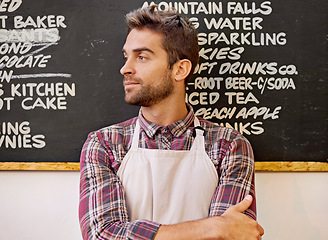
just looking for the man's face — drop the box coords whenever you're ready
[120,28,174,107]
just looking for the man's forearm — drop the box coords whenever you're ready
[154,217,224,240]
[154,196,264,240]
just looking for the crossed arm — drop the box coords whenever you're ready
[155,195,264,240]
[79,132,264,240]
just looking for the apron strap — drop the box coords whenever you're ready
[130,120,141,150]
[191,117,206,152]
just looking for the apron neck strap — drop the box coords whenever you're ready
[131,120,141,149]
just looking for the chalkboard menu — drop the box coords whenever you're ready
[0,0,327,164]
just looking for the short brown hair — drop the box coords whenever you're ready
[125,5,199,83]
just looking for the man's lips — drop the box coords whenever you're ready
[124,80,140,90]
[124,81,139,86]
[124,77,141,87]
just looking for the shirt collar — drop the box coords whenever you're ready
[138,104,195,138]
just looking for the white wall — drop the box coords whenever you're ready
[256,172,328,240]
[0,171,327,240]
[0,171,81,240]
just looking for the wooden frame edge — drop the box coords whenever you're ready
[0,161,327,171]
[255,161,328,172]
[0,162,80,171]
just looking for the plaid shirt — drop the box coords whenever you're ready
[79,105,256,240]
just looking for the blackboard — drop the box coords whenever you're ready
[0,0,327,169]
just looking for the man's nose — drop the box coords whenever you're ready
[120,59,135,76]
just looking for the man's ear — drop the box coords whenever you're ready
[173,59,192,83]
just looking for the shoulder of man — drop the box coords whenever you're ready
[86,116,138,143]
[198,117,248,144]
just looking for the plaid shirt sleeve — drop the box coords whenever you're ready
[79,131,160,240]
[208,130,256,220]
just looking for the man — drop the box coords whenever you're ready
[79,5,264,240]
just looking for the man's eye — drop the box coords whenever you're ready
[138,55,146,60]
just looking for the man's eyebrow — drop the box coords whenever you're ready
[122,47,155,55]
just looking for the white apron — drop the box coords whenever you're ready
[117,117,218,224]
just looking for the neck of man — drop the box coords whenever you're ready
[140,94,188,127]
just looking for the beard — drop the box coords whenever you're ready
[123,70,174,107]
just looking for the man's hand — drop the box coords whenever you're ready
[155,195,264,240]
[211,195,265,240]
